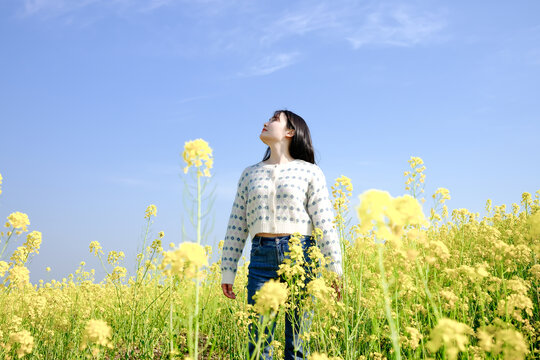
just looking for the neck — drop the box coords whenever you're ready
[263,140,294,164]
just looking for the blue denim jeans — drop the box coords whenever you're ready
[246,234,317,360]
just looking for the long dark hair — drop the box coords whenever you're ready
[262,110,316,165]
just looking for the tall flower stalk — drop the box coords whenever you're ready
[356,188,428,360]
[180,138,213,359]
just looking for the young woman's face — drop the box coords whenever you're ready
[260,112,294,144]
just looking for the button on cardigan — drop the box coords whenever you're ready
[220,158,343,285]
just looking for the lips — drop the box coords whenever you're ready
[262,128,267,132]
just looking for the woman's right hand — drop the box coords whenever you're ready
[222,283,236,299]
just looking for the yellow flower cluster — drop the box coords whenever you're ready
[307,277,336,314]
[23,231,42,255]
[331,175,353,228]
[253,279,288,315]
[6,212,30,233]
[182,138,213,177]
[404,156,426,204]
[107,250,125,265]
[527,210,540,238]
[80,319,113,353]
[277,232,307,284]
[6,265,30,289]
[308,352,343,360]
[144,204,157,219]
[160,242,208,278]
[404,326,423,350]
[355,189,427,246]
[426,318,474,360]
[89,241,103,257]
[5,329,34,359]
[107,266,127,283]
[476,324,529,359]
[0,261,9,277]
[433,187,451,202]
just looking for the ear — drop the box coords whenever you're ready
[286,129,295,138]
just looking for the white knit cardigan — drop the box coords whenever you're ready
[220,158,343,284]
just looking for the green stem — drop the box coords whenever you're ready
[169,276,174,359]
[194,171,201,360]
[0,230,15,259]
[377,244,401,360]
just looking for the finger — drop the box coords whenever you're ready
[223,284,236,299]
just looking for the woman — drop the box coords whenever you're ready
[220,110,343,360]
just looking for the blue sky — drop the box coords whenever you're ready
[1,0,539,283]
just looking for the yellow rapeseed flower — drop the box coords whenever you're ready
[145,204,157,219]
[45,266,51,272]
[107,251,125,265]
[160,242,208,278]
[10,246,29,266]
[89,241,103,257]
[7,212,30,232]
[527,211,540,238]
[6,329,34,358]
[476,325,529,359]
[0,172,3,196]
[0,261,9,277]
[308,353,343,360]
[23,231,42,254]
[355,189,427,245]
[7,265,30,289]
[182,138,213,177]
[405,327,423,350]
[80,319,113,351]
[253,279,288,315]
[426,318,474,360]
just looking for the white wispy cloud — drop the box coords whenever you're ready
[20,0,173,17]
[238,52,301,77]
[345,5,447,48]
[257,1,446,49]
[259,3,343,45]
[22,0,99,17]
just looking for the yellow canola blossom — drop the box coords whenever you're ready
[6,265,30,289]
[5,329,34,359]
[7,212,30,232]
[0,172,3,196]
[107,251,125,265]
[10,247,29,266]
[309,352,343,360]
[182,138,213,177]
[145,204,157,219]
[89,241,103,257]
[253,279,288,315]
[80,319,113,351]
[476,325,529,360]
[0,261,9,277]
[160,242,208,278]
[426,318,474,360]
[527,211,540,238]
[355,189,427,246]
[404,327,423,350]
[24,231,42,254]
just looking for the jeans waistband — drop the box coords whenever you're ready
[252,234,313,246]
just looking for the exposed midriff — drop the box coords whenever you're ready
[254,233,291,237]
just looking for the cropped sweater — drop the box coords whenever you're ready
[220,158,343,284]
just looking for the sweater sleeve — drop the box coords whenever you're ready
[220,168,250,284]
[306,166,343,276]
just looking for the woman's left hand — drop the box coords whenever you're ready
[331,277,342,302]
